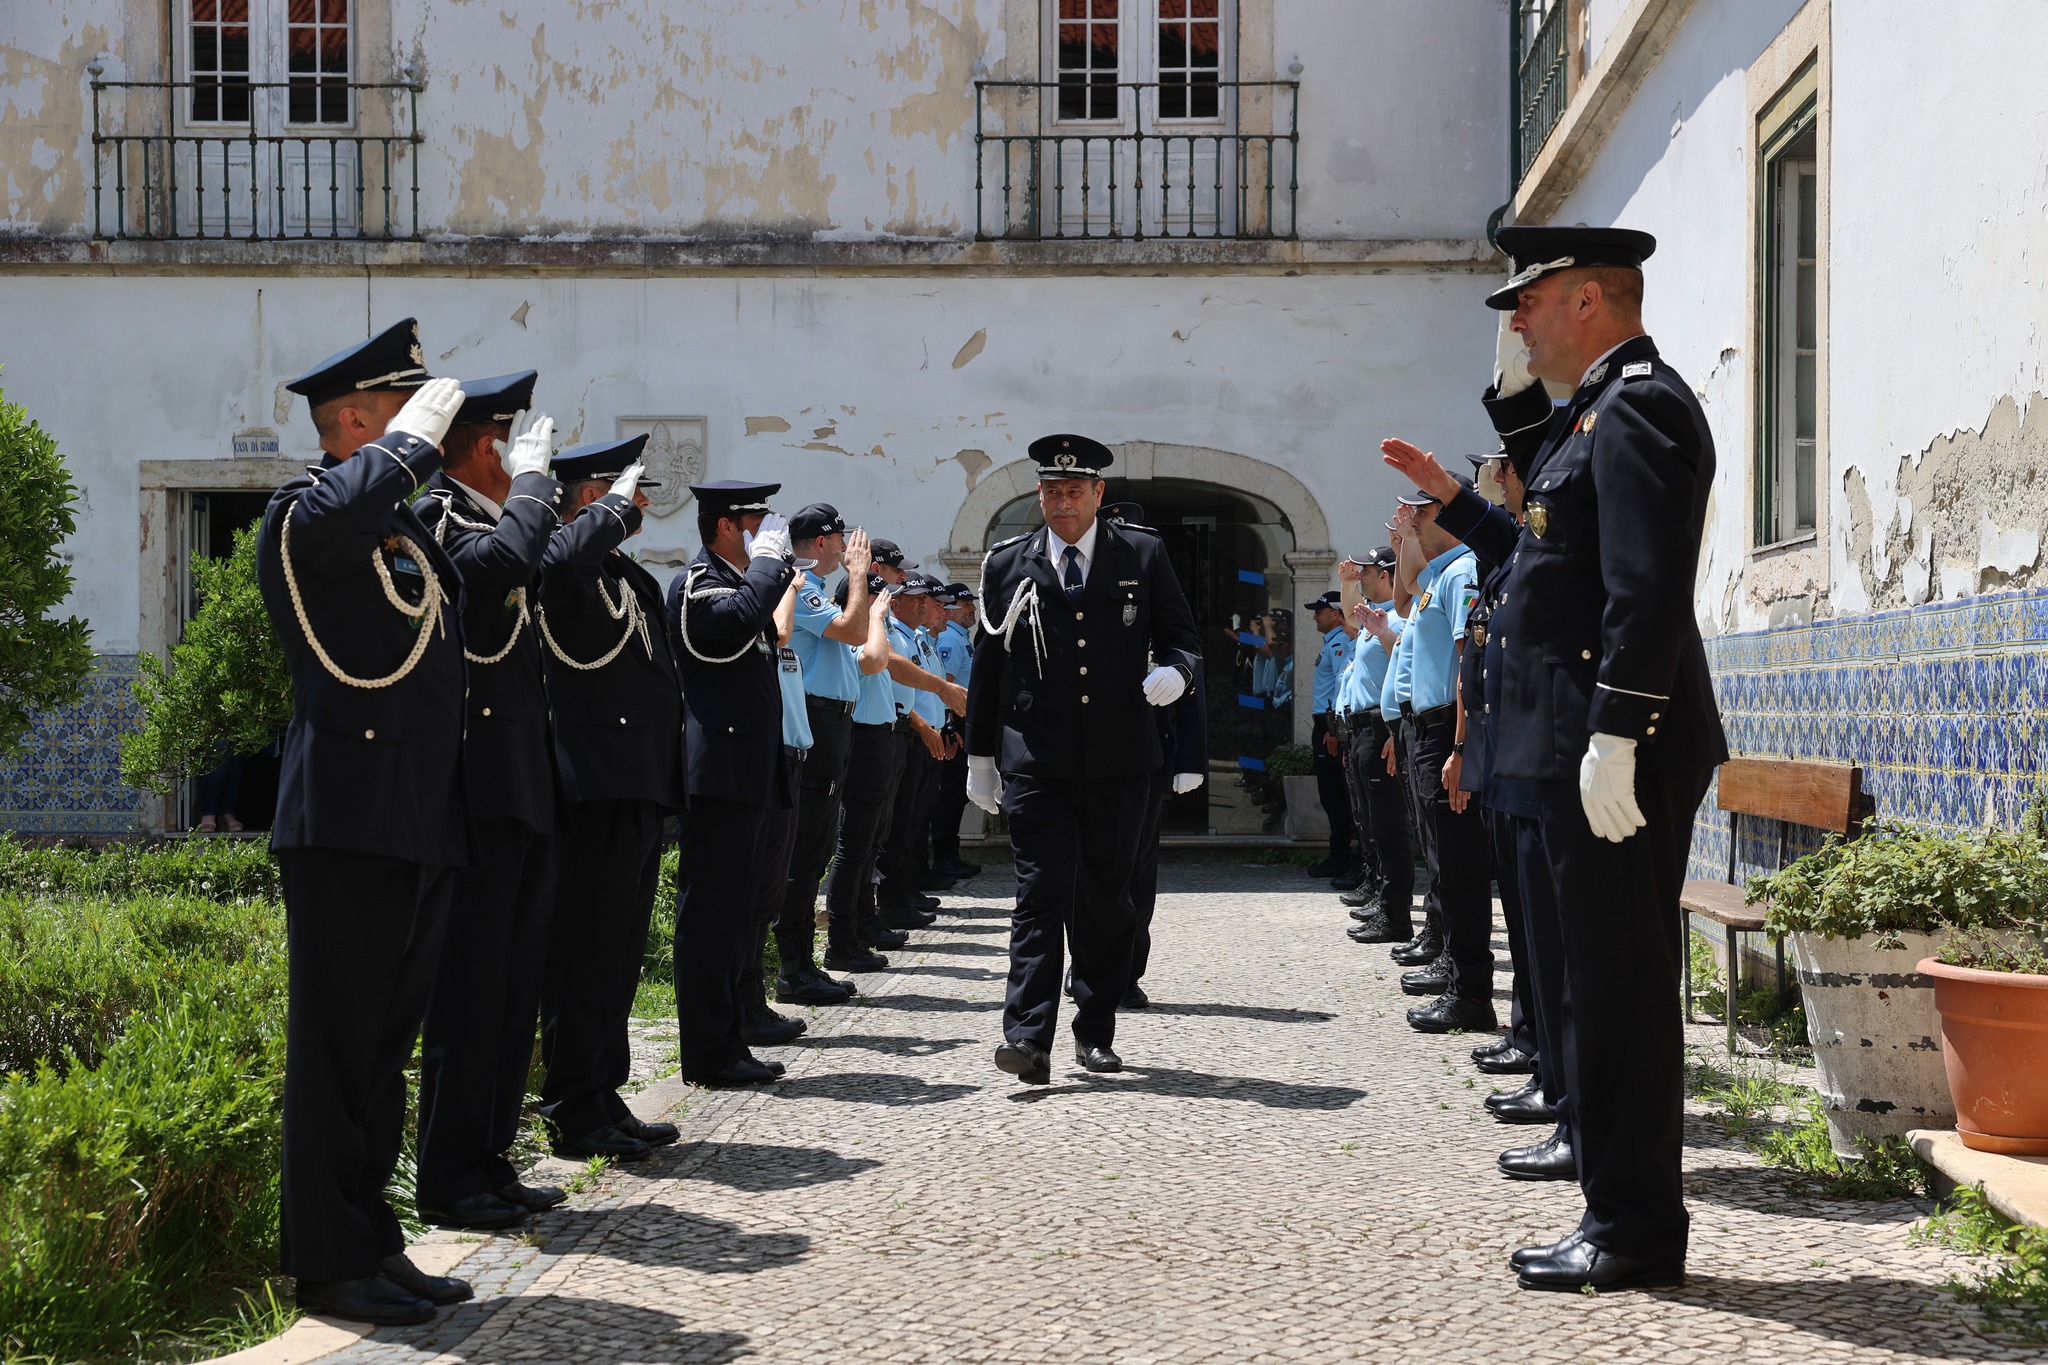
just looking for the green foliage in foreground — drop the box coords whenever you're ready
[1913,1185,2048,1341]
[123,523,293,795]
[0,833,282,906]
[0,374,96,758]
[0,891,288,1363]
[1687,1059,1924,1201]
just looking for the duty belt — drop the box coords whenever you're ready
[1327,710,1348,739]
[1343,708,1378,728]
[1399,701,1456,729]
[806,696,856,716]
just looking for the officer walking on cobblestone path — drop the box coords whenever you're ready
[966,435,1200,1084]
[414,372,622,1232]
[261,320,474,1325]
[1334,547,1411,945]
[818,570,911,977]
[667,481,798,1088]
[1385,223,1727,1292]
[535,435,684,1163]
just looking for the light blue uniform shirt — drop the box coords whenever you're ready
[777,646,814,748]
[1312,624,1351,714]
[1272,654,1294,710]
[937,619,974,693]
[1335,600,1400,714]
[909,625,947,728]
[1379,606,1416,718]
[853,646,895,725]
[885,614,923,720]
[790,570,859,702]
[1407,546,1480,713]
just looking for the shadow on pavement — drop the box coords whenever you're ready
[899,962,1004,982]
[1667,1274,1983,1356]
[674,1141,883,1192]
[772,1069,983,1106]
[380,1297,750,1363]
[589,1203,811,1273]
[1680,1160,1932,1225]
[1009,1065,1366,1110]
[1144,1002,1338,1024]
[851,991,1002,1014]
[907,939,1006,956]
[799,1033,976,1056]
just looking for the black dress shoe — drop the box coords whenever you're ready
[776,968,853,1005]
[495,1180,568,1212]
[1516,1237,1683,1292]
[741,1006,808,1047]
[1390,931,1442,966]
[860,921,911,949]
[1470,1035,1515,1061]
[613,1114,680,1147]
[1075,1041,1123,1072]
[1510,1228,1584,1270]
[823,943,889,973]
[879,905,938,930]
[551,1125,651,1163]
[993,1039,1051,1084]
[1475,1046,1538,1075]
[1340,884,1380,909]
[417,1190,528,1230]
[295,1274,435,1326]
[695,1056,779,1087]
[938,858,981,878]
[1490,1090,1560,1125]
[1399,955,1451,996]
[1406,993,1498,1034]
[380,1253,473,1305]
[1121,983,1150,1009]
[1348,912,1409,944]
[1305,855,1347,878]
[915,870,958,891]
[1498,1130,1576,1181]
[1484,1075,1543,1112]
[1330,866,1366,891]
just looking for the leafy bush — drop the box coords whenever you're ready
[123,522,293,794]
[0,832,282,903]
[0,892,288,1362]
[1747,1094,1926,1199]
[0,372,95,757]
[1265,743,1314,777]
[1913,1184,2048,1342]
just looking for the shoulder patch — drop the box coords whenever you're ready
[1621,360,1654,379]
[802,590,826,609]
[988,532,1031,552]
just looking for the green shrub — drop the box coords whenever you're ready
[1913,1184,2048,1341]
[0,833,281,904]
[1265,743,1314,777]
[0,372,96,758]
[1749,1095,1926,1200]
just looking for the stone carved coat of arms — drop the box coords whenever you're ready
[617,418,708,517]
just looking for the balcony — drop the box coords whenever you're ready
[87,75,422,241]
[1512,0,1570,186]
[973,79,1299,242]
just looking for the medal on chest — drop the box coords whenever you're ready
[1527,504,1550,538]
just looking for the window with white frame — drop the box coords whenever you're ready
[185,0,352,126]
[1051,0,1231,124]
[1758,95,1819,544]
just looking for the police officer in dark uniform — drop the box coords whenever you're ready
[1384,224,1727,1291]
[260,321,474,1324]
[666,481,798,1086]
[535,434,683,1162]
[966,436,1201,1083]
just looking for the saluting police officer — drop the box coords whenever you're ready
[260,320,473,1324]
[534,434,682,1163]
[1304,591,1355,881]
[1384,225,1727,1292]
[413,373,582,1231]
[1334,548,1412,945]
[874,572,960,927]
[818,570,910,975]
[966,435,1201,1083]
[666,482,798,1087]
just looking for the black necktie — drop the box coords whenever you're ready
[1061,544,1084,604]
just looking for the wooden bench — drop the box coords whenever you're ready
[1682,756,1871,1053]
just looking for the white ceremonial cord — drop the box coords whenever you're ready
[279,499,446,689]
[675,564,759,664]
[976,551,1047,672]
[467,588,528,666]
[424,491,530,666]
[538,576,651,671]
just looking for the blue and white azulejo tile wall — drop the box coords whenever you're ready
[0,654,146,836]
[1689,586,2048,885]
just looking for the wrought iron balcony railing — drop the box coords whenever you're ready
[88,77,422,241]
[1512,0,1570,185]
[973,80,1299,242]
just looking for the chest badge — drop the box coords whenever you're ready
[1471,622,1488,648]
[1578,410,1598,435]
[1122,602,1136,626]
[1416,589,1434,612]
[1528,504,1550,538]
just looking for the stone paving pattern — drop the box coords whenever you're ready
[326,863,2035,1364]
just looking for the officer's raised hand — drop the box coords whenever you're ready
[744,512,793,563]
[1493,312,1538,398]
[1141,664,1185,707]
[494,410,554,478]
[843,527,873,578]
[1379,438,1461,505]
[609,461,647,506]
[389,376,466,449]
[1580,733,1648,842]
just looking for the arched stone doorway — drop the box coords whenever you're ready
[940,443,1338,836]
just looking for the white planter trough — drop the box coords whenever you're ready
[1790,930,1955,1157]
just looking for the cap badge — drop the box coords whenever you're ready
[1055,451,1077,469]
[1528,503,1550,538]
[1578,411,1598,435]
[409,339,425,367]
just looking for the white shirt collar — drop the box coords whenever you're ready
[1578,335,1648,388]
[1044,518,1100,569]
[450,476,503,522]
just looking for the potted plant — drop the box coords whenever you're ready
[1266,743,1325,843]
[1916,804,2048,1155]
[1753,819,1960,1157]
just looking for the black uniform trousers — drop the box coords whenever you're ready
[929,749,970,862]
[278,848,454,1282]
[1509,812,1570,1126]
[1309,713,1353,860]
[822,720,905,942]
[1349,719,1413,927]
[876,730,937,908]
[418,819,557,1205]
[1485,806,1541,1062]
[746,748,806,1009]
[1002,771,1148,1050]
[1125,789,1169,987]
[1524,765,1712,1261]
[1401,714,1492,999]
[674,794,769,1079]
[539,798,662,1138]
[776,704,852,968]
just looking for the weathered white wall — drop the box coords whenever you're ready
[0,270,1498,652]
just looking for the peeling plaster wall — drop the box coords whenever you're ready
[0,5,124,234]
[0,271,1497,652]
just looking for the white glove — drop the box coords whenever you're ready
[1171,772,1205,795]
[493,410,554,479]
[967,756,1003,814]
[388,376,465,450]
[1493,313,1537,398]
[1475,458,1508,507]
[744,511,793,563]
[1579,732,1647,843]
[609,462,646,503]
[1142,665,1186,707]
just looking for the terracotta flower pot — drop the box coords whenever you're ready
[1919,957,2048,1156]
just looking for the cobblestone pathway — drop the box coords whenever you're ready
[326,863,2034,1364]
